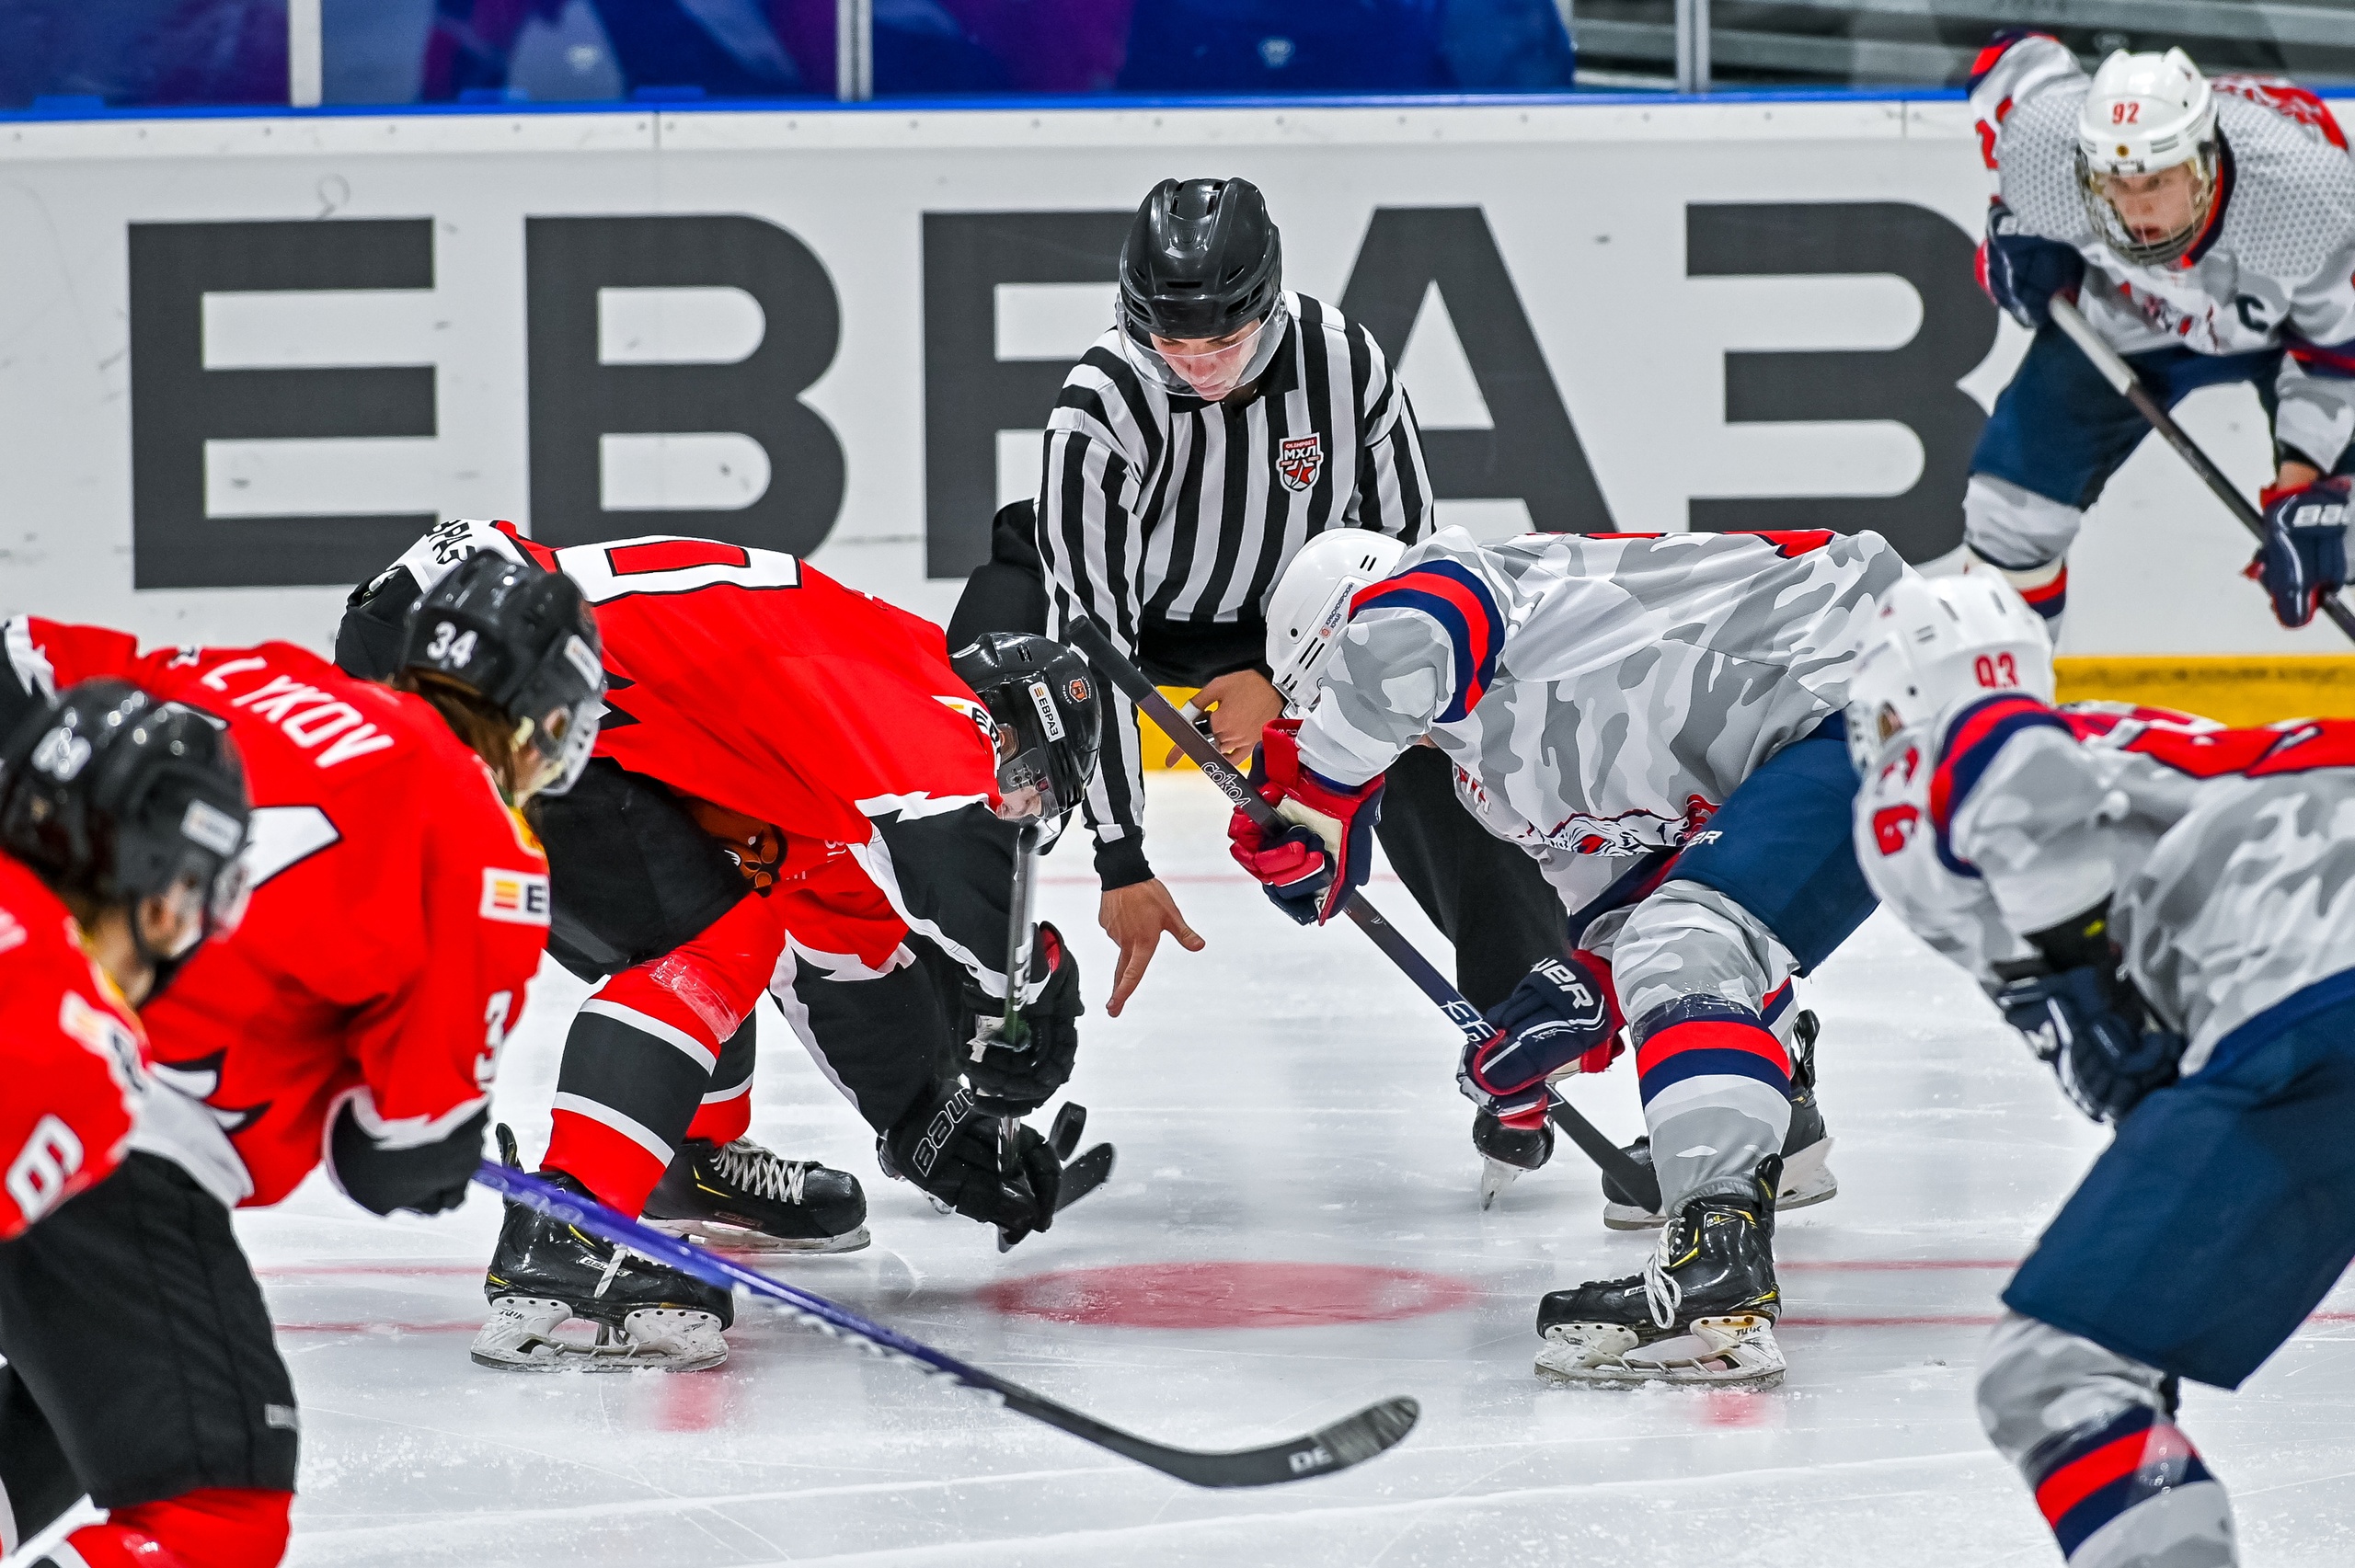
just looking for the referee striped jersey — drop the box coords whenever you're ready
[1037,290,1432,887]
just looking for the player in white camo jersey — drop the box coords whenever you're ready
[1229,524,1906,1388]
[1964,32,2355,630]
[1849,573,2355,1568]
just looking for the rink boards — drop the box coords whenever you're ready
[0,92,2349,679]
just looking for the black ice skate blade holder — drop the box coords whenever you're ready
[475,1161,1414,1488]
[1061,612,1661,1212]
[2051,296,2355,644]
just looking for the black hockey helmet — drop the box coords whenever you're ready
[951,633,1102,824]
[0,679,252,969]
[1118,177,1282,344]
[398,552,605,796]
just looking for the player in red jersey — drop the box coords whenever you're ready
[0,678,265,1568]
[0,555,600,1567]
[339,520,1101,1371]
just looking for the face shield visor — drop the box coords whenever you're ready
[512,633,606,799]
[1120,294,1292,403]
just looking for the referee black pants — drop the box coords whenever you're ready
[951,502,1563,1013]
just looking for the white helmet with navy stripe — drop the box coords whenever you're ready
[1845,570,2054,774]
[1266,528,1407,706]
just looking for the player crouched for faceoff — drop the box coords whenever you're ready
[1231,524,1903,1389]
[1851,573,2355,1567]
[0,683,258,1568]
[339,521,1100,1373]
[1963,33,2355,631]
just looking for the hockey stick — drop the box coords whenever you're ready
[472,1161,1416,1486]
[2049,295,2355,645]
[1059,612,1661,1210]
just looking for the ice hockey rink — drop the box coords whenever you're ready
[44,772,2355,1568]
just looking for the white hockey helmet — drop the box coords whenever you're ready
[2076,49,2222,266]
[1844,571,2055,774]
[1265,528,1408,705]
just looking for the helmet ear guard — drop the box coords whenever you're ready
[950,633,1103,824]
[1844,571,2055,776]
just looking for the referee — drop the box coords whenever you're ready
[949,175,1562,1025]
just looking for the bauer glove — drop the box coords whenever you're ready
[2251,474,2352,628]
[1458,953,1625,1128]
[1226,719,1383,927]
[1996,964,2184,1124]
[959,921,1083,1116]
[1977,200,2084,329]
[879,1082,1062,1242]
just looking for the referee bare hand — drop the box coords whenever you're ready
[1168,670,1287,766]
[1099,878,1205,1017]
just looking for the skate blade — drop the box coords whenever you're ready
[1478,1158,1521,1211]
[1600,1139,1839,1230]
[1534,1316,1785,1391]
[470,1299,729,1373]
[644,1218,873,1255]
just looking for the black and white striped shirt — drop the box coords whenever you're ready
[1037,292,1432,887]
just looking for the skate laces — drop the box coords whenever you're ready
[713,1139,811,1207]
[1643,1217,1686,1330]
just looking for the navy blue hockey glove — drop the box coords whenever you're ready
[1996,965,2185,1123]
[2251,475,2352,628]
[1458,954,1625,1128]
[959,922,1083,1116]
[1978,200,2085,329]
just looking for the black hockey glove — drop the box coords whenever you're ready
[958,921,1083,1116]
[1996,965,2185,1124]
[1980,200,2084,329]
[324,1093,488,1217]
[879,1083,1062,1241]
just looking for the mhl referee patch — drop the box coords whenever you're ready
[1277,433,1326,494]
[480,868,552,925]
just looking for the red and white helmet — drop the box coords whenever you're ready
[1844,571,2054,774]
[2076,49,2222,266]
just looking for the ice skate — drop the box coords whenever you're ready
[473,1135,735,1372]
[1602,1011,1836,1230]
[643,1137,870,1253]
[1537,1156,1785,1391]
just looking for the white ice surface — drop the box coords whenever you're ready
[29,773,2355,1567]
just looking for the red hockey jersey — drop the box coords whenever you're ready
[0,853,148,1238]
[5,621,551,1207]
[376,520,1004,846]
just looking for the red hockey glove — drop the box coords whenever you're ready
[1458,952,1625,1129]
[1226,719,1384,927]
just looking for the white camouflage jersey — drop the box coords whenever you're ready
[1970,33,2355,470]
[1295,527,1905,934]
[1855,696,2355,1071]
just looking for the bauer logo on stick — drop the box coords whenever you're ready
[1276,433,1325,494]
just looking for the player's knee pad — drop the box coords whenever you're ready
[1963,475,2078,622]
[1976,1311,2174,1468]
[1610,880,1793,1027]
[55,1489,293,1568]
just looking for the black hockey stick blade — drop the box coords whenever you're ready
[474,1161,1418,1488]
[997,1385,1421,1490]
[1049,1100,1087,1161]
[1056,1140,1116,1209]
[2050,297,2355,644]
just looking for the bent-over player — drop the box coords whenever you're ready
[340,521,1099,1371]
[1965,33,2355,630]
[1850,572,2355,1568]
[0,556,588,1568]
[1229,524,1903,1388]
